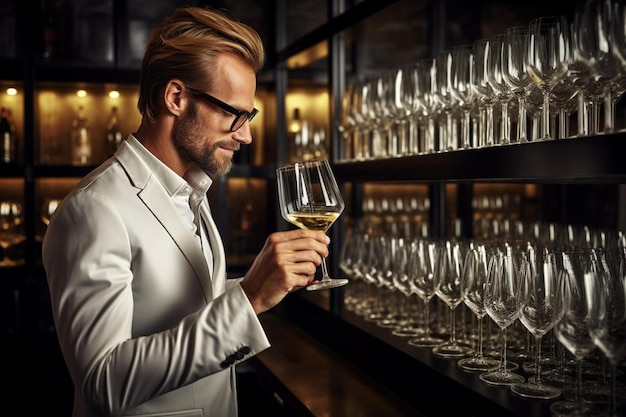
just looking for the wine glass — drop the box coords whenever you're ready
[457,244,501,372]
[550,249,604,417]
[510,245,564,400]
[392,237,422,337]
[450,44,477,149]
[0,200,25,266]
[502,26,533,143]
[473,38,498,148]
[486,34,513,145]
[480,244,525,386]
[276,158,348,291]
[39,197,61,240]
[432,239,473,358]
[408,237,446,348]
[527,15,571,140]
[585,249,626,417]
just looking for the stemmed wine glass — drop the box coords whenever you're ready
[276,158,348,291]
[0,200,25,266]
[458,244,501,372]
[486,34,513,145]
[450,44,477,149]
[39,197,61,240]
[408,237,446,348]
[527,15,571,140]
[392,237,422,337]
[502,26,533,143]
[480,244,525,386]
[510,245,564,399]
[550,249,604,416]
[585,249,626,417]
[432,239,473,358]
[473,38,498,148]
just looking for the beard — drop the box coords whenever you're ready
[172,101,238,177]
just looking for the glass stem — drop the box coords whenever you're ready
[517,95,527,142]
[541,91,551,139]
[449,307,457,344]
[320,258,331,280]
[534,335,543,385]
[424,299,431,337]
[501,327,508,372]
[477,317,484,359]
[576,359,583,412]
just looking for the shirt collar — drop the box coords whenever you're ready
[127,134,213,197]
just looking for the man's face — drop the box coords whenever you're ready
[172,100,239,176]
[173,53,257,177]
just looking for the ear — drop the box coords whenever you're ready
[163,79,187,116]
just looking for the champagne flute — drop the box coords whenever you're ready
[276,158,348,291]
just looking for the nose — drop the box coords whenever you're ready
[232,121,253,145]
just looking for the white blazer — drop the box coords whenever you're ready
[42,138,271,417]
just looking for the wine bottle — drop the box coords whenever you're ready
[71,105,92,165]
[105,106,123,156]
[0,106,16,164]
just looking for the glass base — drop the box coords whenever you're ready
[408,335,445,348]
[511,382,561,400]
[307,277,349,291]
[550,400,605,417]
[432,341,473,359]
[479,369,525,386]
[458,356,500,372]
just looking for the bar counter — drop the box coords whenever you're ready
[248,310,424,416]
[248,292,560,417]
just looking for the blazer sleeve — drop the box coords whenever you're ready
[42,188,270,415]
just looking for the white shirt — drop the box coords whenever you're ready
[127,135,214,274]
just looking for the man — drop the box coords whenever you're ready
[42,6,329,417]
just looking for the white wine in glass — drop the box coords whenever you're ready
[276,158,348,291]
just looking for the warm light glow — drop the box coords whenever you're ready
[108,90,120,99]
[76,89,87,98]
[6,88,17,96]
[286,41,328,69]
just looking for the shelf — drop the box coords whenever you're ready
[0,58,23,80]
[34,165,97,178]
[268,0,405,67]
[333,133,626,184]
[251,310,427,417]
[228,164,277,179]
[33,66,140,84]
[0,164,25,177]
[278,292,561,417]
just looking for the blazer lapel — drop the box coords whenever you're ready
[116,141,214,302]
[200,203,226,296]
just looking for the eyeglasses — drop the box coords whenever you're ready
[191,90,258,132]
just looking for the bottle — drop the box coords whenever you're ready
[1,106,16,164]
[105,106,123,156]
[288,108,302,163]
[71,105,92,165]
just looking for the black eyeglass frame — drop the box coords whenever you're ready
[191,90,258,132]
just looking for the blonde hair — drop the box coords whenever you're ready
[137,6,265,124]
